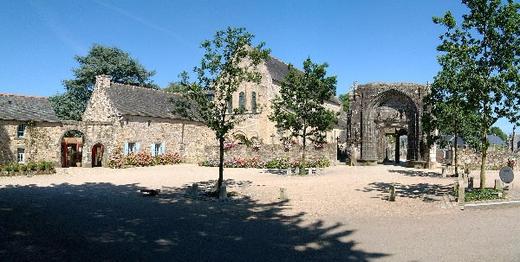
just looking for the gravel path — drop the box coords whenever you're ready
[0,164,518,261]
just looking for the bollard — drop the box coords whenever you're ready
[389,185,396,201]
[286,168,292,175]
[442,167,446,178]
[458,177,465,210]
[279,188,288,201]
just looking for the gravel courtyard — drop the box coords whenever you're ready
[0,164,518,261]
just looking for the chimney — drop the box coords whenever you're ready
[95,75,112,91]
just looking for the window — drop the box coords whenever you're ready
[239,92,246,111]
[17,148,25,163]
[227,99,233,114]
[17,124,26,138]
[151,143,164,157]
[124,142,139,155]
[251,92,257,113]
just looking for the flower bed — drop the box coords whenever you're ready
[0,161,56,176]
[108,149,182,169]
[200,156,330,169]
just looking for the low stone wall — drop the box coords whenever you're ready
[204,143,337,164]
[457,148,519,170]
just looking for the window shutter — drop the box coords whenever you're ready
[150,144,155,156]
[161,143,165,155]
[124,142,129,155]
[136,143,141,152]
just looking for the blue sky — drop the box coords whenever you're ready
[0,0,515,133]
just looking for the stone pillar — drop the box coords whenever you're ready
[95,75,112,91]
[395,134,400,164]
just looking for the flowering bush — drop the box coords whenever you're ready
[158,152,183,165]
[108,149,183,169]
[223,141,237,151]
[201,156,330,169]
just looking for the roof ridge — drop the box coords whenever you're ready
[0,93,49,99]
[110,82,173,95]
[362,82,427,86]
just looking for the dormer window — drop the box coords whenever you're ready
[17,124,26,138]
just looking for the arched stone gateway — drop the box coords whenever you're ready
[347,83,429,165]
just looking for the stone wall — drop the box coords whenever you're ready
[111,116,215,164]
[456,148,519,170]
[204,143,337,164]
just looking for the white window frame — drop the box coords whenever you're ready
[17,124,26,138]
[17,148,25,163]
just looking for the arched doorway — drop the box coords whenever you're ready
[61,130,84,168]
[91,143,104,167]
[363,89,420,164]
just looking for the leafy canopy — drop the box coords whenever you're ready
[175,27,270,139]
[174,27,270,193]
[50,44,157,120]
[430,0,519,186]
[269,58,338,152]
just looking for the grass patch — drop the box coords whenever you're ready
[465,188,505,202]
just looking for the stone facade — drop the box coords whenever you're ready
[204,144,337,164]
[347,83,430,164]
[1,56,344,168]
[229,57,343,145]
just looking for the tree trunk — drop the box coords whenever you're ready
[480,130,489,189]
[217,136,225,192]
[454,135,459,176]
[301,128,306,174]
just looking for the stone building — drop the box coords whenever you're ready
[0,55,343,167]
[347,83,431,165]
[0,76,214,167]
[230,56,343,145]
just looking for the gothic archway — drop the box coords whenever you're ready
[361,89,420,163]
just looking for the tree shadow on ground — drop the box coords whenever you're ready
[0,181,388,261]
[388,169,444,178]
[362,182,453,202]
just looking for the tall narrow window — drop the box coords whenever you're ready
[251,92,257,114]
[17,148,25,163]
[239,92,246,111]
[227,99,233,114]
[17,124,26,138]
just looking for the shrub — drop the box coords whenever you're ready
[37,162,46,171]
[27,162,38,171]
[135,152,154,167]
[465,188,505,202]
[107,147,125,168]
[265,157,290,169]
[158,152,182,165]
[19,164,28,172]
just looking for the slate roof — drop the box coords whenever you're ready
[0,94,60,122]
[106,83,184,120]
[265,56,341,106]
[487,135,506,146]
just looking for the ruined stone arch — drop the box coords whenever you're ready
[348,83,427,165]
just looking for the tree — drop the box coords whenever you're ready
[269,58,337,170]
[338,93,350,112]
[164,72,190,93]
[489,126,508,143]
[174,27,270,195]
[50,44,157,120]
[432,0,520,188]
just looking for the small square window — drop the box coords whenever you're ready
[17,148,25,163]
[17,124,26,138]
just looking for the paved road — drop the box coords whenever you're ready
[340,206,520,261]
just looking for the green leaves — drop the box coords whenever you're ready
[269,58,338,153]
[174,27,270,139]
[51,44,157,120]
